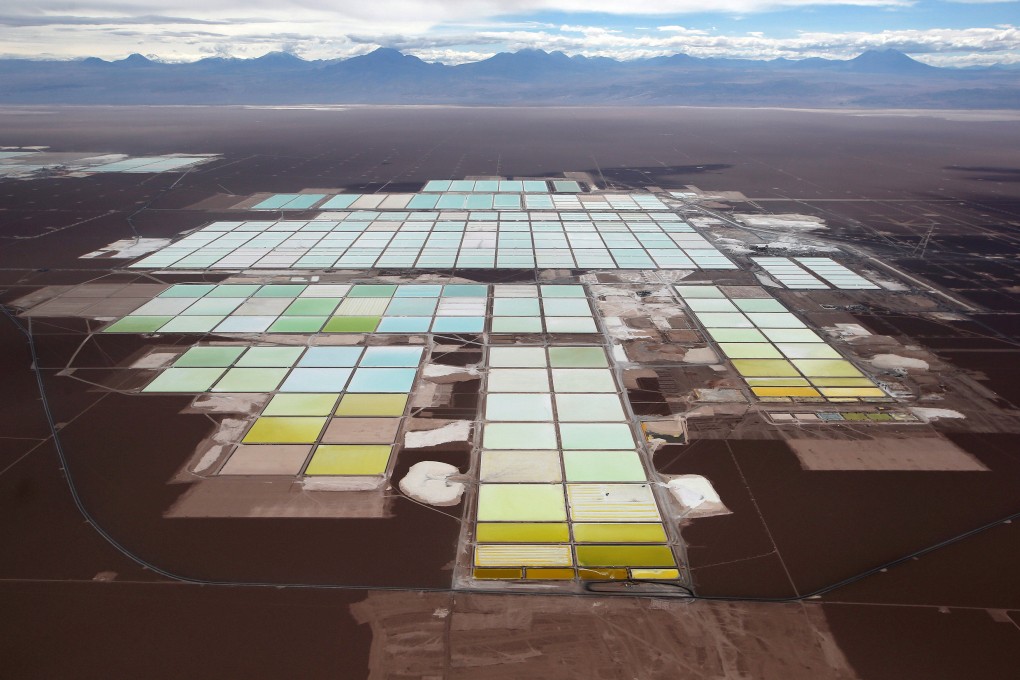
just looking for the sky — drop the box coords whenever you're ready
[1,0,1018,67]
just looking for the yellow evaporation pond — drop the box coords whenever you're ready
[476,523,570,543]
[575,545,677,568]
[262,393,340,416]
[578,568,628,580]
[473,568,523,580]
[792,359,864,378]
[305,445,392,475]
[335,393,408,416]
[745,377,811,387]
[809,377,877,387]
[572,523,667,543]
[525,568,575,580]
[242,417,327,444]
[752,386,822,398]
[820,387,887,398]
[718,343,782,359]
[731,359,800,377]
[630,568,681,580]
[474,544,573,567]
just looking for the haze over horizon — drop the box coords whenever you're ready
[2,0,1018,68]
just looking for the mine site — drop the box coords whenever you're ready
[1,105,1018,678]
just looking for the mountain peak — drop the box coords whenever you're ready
[255,51,303,63]
[358,47,410,61]
[849,48,934,73]
[119,53,154,65]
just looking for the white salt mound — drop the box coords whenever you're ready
[404,421,471,448]
[871,354,929,371]
[664,475,730,517]
[399,461,465,506]
[910,407,965,423]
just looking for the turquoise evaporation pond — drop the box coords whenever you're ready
[235,346,304,367]
[279,368,354,392]
[346,368,417,393]
[359,346,425,367]
[173,346,245,367]
[297,347,364,367]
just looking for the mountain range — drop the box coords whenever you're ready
[1,48,1017,108]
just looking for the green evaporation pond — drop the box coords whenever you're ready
[548,347,608,368]
[476,484,567,521]
[563,450,646,482]
[212,367,289,392]
[475,523,570,543]
[236,346,304,367]
[554,394,625,421]
[173,346,245,367]
[483,423,557,450]
[575,545,676,568]
[573,523,667,543]
[143,367,225,392]
[559,423,635,450]
[262,393,340,416]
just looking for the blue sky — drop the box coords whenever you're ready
[1,0,1017,66]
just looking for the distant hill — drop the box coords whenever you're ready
[0,47,1016,108]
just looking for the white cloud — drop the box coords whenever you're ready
[0,1,1017,66]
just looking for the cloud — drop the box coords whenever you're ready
[0,1,1017,66]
